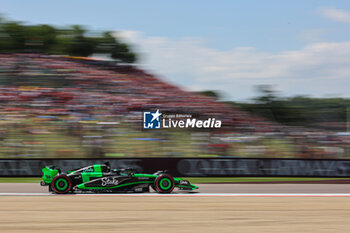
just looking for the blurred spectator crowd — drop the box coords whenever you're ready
[0,53,348,158]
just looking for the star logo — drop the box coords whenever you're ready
[143,109,162,129]
[151,109,162,122]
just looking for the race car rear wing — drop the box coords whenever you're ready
[41,166,60,185]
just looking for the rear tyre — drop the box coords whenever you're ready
[154,174,175,193]
[51,174,72,194]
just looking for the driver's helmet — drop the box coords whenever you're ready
[103,162,111,172]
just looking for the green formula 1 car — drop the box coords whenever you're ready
[40,162,198,194]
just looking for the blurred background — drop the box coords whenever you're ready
[0,0,349,159]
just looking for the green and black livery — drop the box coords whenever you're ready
[41,162,198,194]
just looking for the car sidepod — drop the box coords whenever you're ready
[75,175,154,193]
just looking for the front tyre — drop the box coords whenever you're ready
[51,174,72,194]
[154,174,175,193]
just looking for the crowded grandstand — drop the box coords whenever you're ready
[0,53,348,158]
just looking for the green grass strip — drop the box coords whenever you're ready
[0,178,43,183]
[184,177,350,183]
[0,177,349,183]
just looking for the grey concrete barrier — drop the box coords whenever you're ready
[0,158,350,177]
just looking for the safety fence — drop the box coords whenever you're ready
[1,158,350,177]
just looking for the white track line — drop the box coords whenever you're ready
[1,193,350,197]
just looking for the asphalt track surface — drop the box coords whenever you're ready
[1,194,350,232]
[1,184,350,232]
[1,183,350,195]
